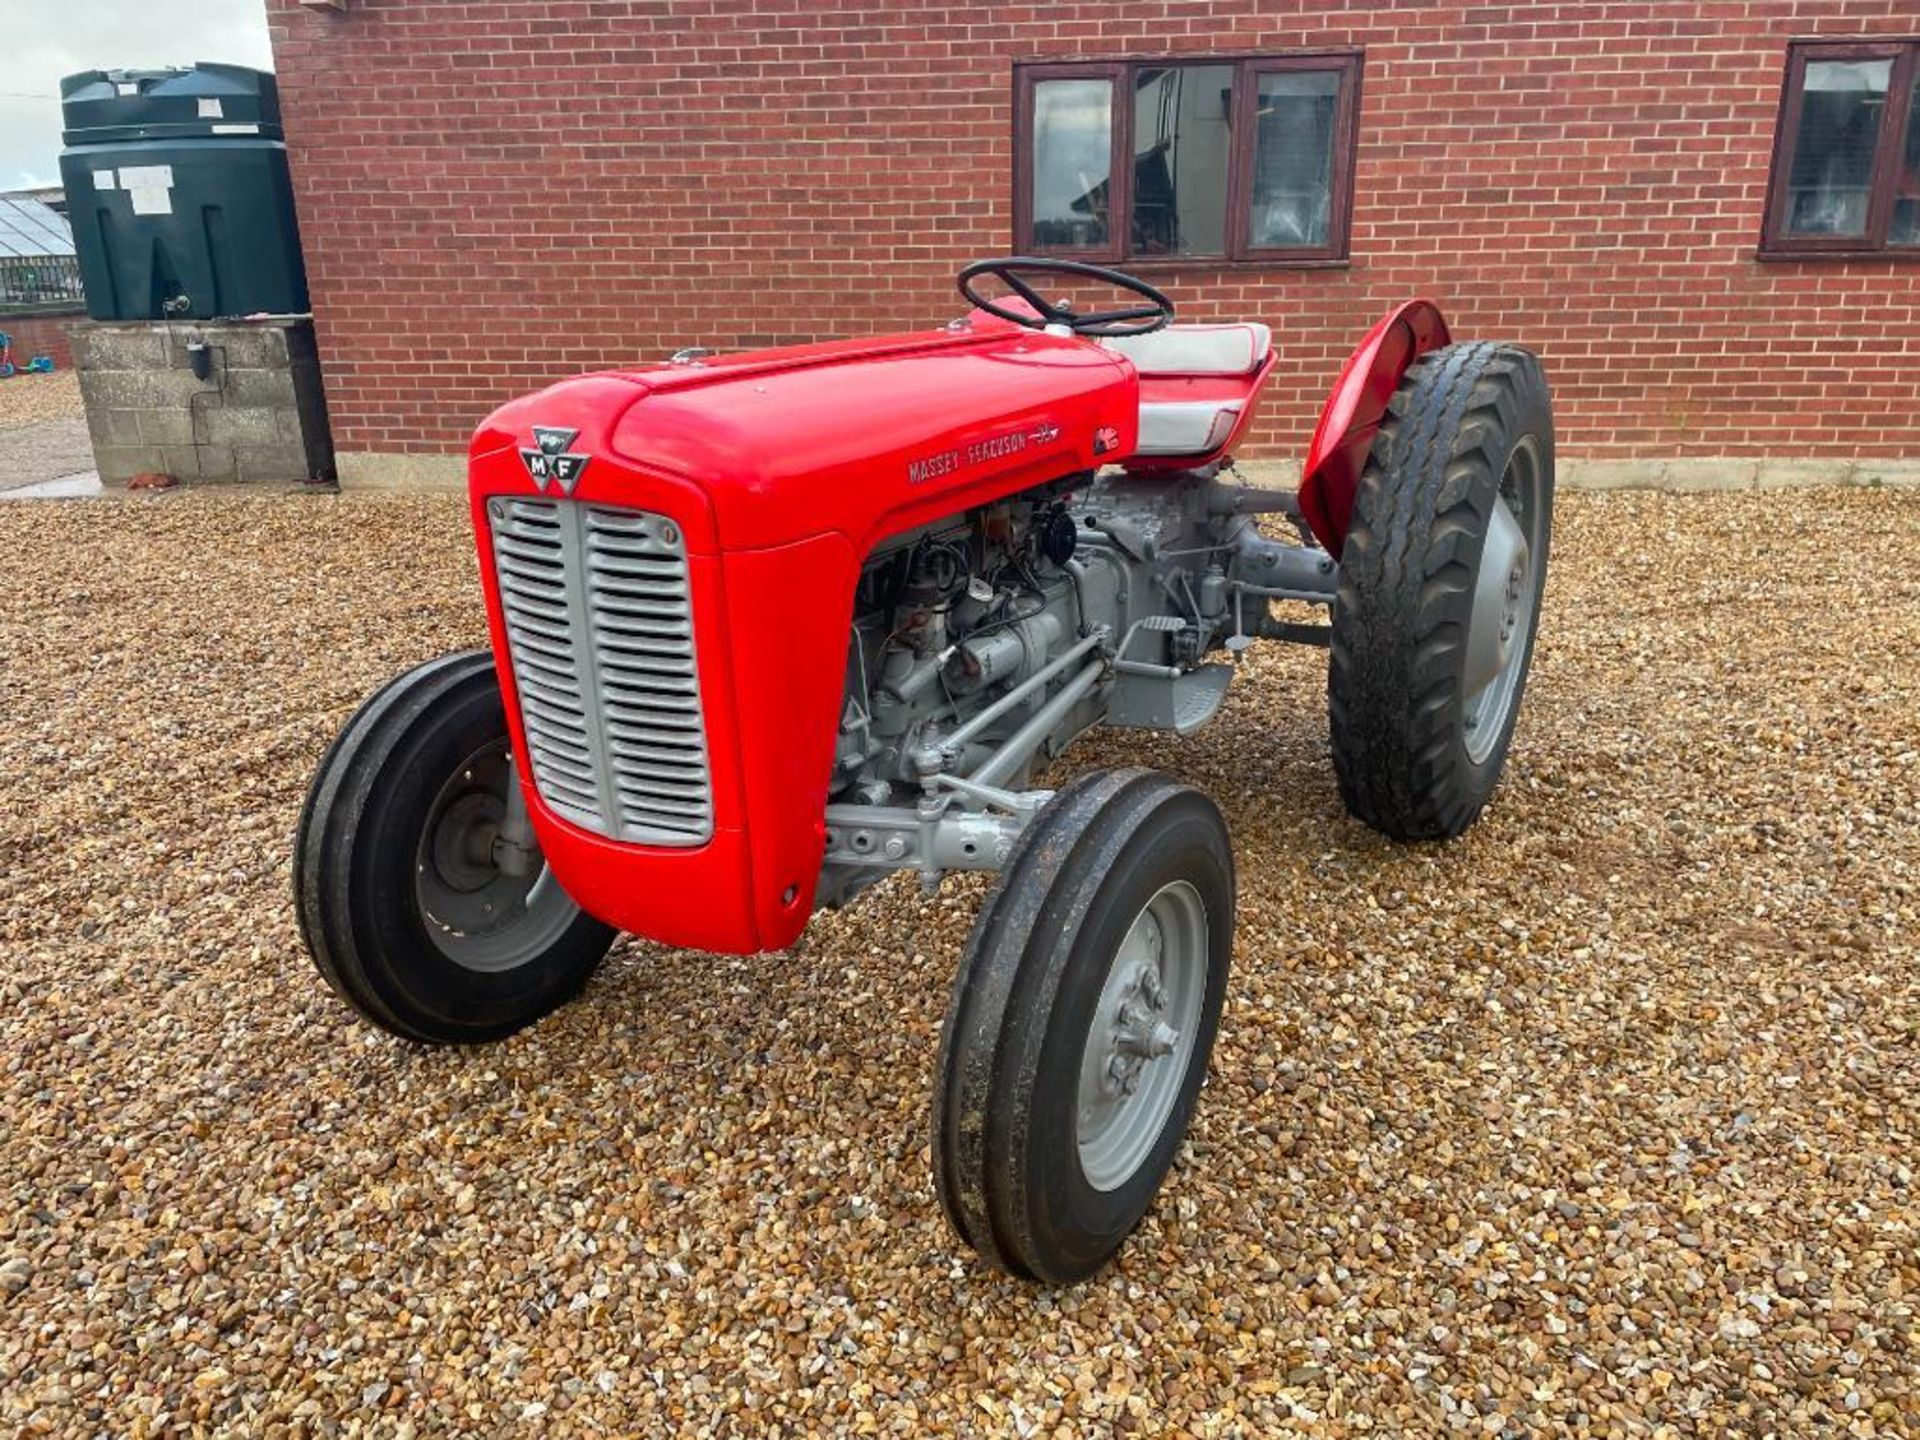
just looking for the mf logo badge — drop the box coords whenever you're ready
[520,426,590,494]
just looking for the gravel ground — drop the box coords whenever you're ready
[0,373,92,495]
[2,488,1916,1437]
[0,419,95,496]
[0,370,83,430]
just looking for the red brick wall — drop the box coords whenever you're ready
[265,0,1920,464]
[1,311,79,373]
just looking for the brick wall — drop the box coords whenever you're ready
[1,310,81,373]
[265,0,1920,468]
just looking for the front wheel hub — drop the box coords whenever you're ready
[414,738,579,973]
[1075,881,1208,1192]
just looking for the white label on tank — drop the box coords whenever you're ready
[91,170,116,190]
[119,165,175,216]
[116,82,137,96]
[211,123,260,135]
[198,98,224,118]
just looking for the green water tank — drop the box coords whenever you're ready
[58,64,309,321]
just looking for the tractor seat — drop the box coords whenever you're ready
[1100,323,1273,457]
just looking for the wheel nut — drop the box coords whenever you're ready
[1148,1021,1178,1057]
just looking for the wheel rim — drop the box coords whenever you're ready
[1461,435,1545,764]
[414,738,582,973]
[1075,880,1208,1193]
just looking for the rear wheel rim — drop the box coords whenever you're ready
[1075,880,1208,1193]
[1462,436,1545,764]
[414,738,581,973]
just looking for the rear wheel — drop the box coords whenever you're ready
[294,651,617,1044]
[933,769,1234,1284]
[1328,342,1554,840]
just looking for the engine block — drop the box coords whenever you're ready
[815,467,1335,905]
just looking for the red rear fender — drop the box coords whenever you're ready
[1298,300,1450,557]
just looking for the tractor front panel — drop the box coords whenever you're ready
[467,377,763,951]
[467,323,1136,954]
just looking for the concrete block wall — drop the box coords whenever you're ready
[71,318,334,486]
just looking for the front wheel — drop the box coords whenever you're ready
[1329,341,1554,840]
[293,651,617,1044]
[933,769,1234,1284]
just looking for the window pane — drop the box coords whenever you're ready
[1032,79,1113,250]
[1785,59,1891,238]
[1130,66,1235,256]
[1892,74,1920,246]
[1250,70,1341,248]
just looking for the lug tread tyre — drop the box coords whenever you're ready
[294,651,616,1045]
[934,768,1233,1284]
[1329,342,1552,840]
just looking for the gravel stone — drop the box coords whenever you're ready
[0,1255,31,1295]
[1,487,1917,1435]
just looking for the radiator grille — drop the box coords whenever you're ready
[487,497,713,846]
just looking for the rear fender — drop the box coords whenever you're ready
[1298,300,1450,557]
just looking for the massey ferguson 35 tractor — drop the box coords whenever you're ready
[296,259,1552,1283]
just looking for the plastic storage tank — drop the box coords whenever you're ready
[58,64,308,321]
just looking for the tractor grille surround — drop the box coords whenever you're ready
[486,497,714,847]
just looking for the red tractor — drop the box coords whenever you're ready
[296,260,1552,1283]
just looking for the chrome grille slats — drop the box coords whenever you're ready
[486,497,714,846]
[581,506,711,842]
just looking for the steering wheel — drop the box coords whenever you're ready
[957,257,1174,338]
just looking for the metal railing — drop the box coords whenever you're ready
[0,255,86,314]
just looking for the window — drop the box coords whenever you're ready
[1763,39,1920,256]
[1015,53,1363,265]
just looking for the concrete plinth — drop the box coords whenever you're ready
[71,317,334,487]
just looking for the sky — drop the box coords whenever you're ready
[1,0,274,190]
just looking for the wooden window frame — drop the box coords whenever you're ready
[1013,61,1127,265]
[1013,51,1364,270]
[1760,37,1920,260]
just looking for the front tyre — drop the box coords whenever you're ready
[293,651,617,1044]
[1329,342,1554,841]
[934,769,1234,1284]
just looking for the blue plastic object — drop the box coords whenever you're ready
[0,332,53,377]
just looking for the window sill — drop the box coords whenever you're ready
[1095,256,1353,273]
[1756,246,1920,262]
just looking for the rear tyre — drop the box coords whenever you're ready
[933,769,1234,1284]
[294,651,617,1044]
[1328,342,1554,840]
